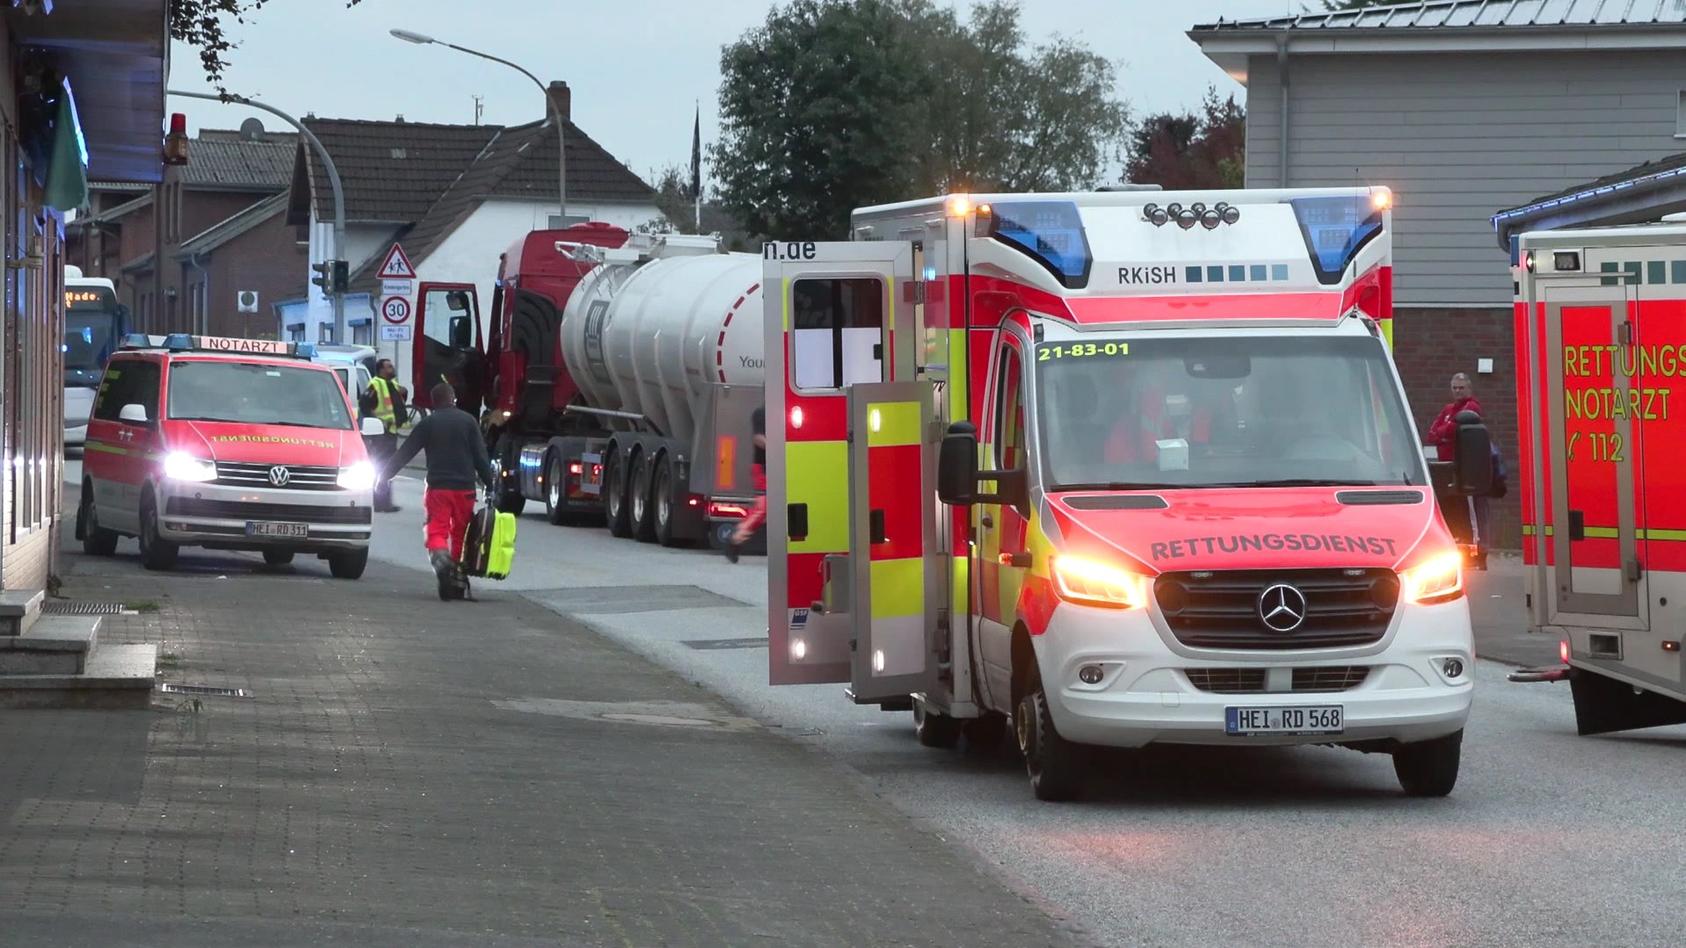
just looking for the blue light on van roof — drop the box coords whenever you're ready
[986,200,1092,289]
[296,342,318,359]
[163,333,193,350]
[1286,196,1384,285]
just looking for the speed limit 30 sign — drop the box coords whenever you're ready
[381,295,412,324]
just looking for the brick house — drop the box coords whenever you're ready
[283,82,659,366]
[66,120,302,337]
[1191,0,1686,547]
[0,1,169,591]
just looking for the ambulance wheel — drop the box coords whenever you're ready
[262,550,295,567]
[629,451,657,543]
[329,549,369,580]
[605,450,632,538]
[544,453,568,525]
[653,454,678,547]
[1016,671,1084,802]
[78,484,118,557]
[138,492,179,571]
[913,697,962,749]
[1392,729,1462,798]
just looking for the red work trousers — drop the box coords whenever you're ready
[424,488,478,559]
[733,464,767,542]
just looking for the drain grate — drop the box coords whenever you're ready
[682,637,768,650]
[42,601,135,616]
[157,682,250,698]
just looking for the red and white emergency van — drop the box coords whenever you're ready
[1506,222,1686,735]
[75,334,385,578]
[763,188,1495,800]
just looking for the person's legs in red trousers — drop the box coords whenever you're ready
[423,488,477,559]
[726,464,766,562]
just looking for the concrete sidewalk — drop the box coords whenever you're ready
[0,541,1081,947]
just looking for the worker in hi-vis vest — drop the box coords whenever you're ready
[360,358,408,512]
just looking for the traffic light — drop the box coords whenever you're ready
[311,260,350,294]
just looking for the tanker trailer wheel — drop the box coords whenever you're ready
[544,452,569,525]
[653,453,681,547]
[629,450,658,543]
[493,434,527,516]
[605,448,632,538]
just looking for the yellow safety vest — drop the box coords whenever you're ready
[368,376,398,433]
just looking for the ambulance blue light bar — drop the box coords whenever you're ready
[1286,195,1385,286]
[982,200,1093,289]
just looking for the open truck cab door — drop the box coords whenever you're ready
[762,240,948,705]
[412,282,485,412]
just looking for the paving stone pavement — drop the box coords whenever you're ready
[0,542,1085,948]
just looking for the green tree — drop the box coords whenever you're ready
[637,164,757,251]
[1124,89,1245,190]
[173,0,362,85]
[712,0,1128,239]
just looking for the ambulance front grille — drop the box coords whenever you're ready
[165,497,371,524]
[1155,568,1398,650]
[1184,666,1371,694]
[1184,668,1267,693]
[215,461,341,491]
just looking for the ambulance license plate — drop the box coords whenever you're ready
[1225,706,1343,736]
[246,521,309,539]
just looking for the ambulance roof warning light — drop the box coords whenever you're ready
[1371,189,1394,212]
[946,195,972,217]
[1143,202,1240,229]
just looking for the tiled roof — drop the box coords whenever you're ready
[179,192,289,257]
[1492,150,1686,243]
[297,119,502,222]
[1194,0,1686,32]
[344,119,656,293]
[180,133,298,191]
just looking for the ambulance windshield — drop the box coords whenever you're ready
[167,361,354,430]
[1034,335,1422,490]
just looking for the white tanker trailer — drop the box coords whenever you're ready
[492,231,767,548]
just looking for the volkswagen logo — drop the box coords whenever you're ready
[267,465,291,487]
[1257,583,1308,633]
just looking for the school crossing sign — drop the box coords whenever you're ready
[376,243,417,280]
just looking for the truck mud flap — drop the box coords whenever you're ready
[1569,668,1686,736]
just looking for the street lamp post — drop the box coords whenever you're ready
[168,89,348,344]
[390,29,566,225]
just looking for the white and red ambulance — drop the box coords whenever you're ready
[76,334,384,578]
[762,188,1494,800]
[1506,221,1686,735]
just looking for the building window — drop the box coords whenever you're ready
[547,214,591,229]
[352,322,372,346]
[286,323,305,342]
[1678,90,1686,138]
[319,322,334,343]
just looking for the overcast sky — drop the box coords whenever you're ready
[169,0,1296,182]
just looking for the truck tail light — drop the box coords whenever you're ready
[568,461,582,476]
[1560,639,1571,664]
[709,501,748,519]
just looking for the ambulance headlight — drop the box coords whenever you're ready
[1051,554,1147,610]
[337,461,378,491]
[1399,550,1464,605]
[163,452,217,483]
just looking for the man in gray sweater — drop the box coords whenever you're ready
[383,382,496,587]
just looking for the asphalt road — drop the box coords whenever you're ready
[68,462,1686,946]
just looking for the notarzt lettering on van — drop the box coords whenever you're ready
[1116,265,1178,286]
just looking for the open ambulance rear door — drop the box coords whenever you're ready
[761,241,948,705]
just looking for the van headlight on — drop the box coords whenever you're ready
[337,461,377,491]
[163,452,217,483]
[1050,554,1148,610]
[1399,550,1464,604]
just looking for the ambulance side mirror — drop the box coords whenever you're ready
[938,422,979,505]
[449,316,473,350]
[1453,410,1493,496]
[119,403,148,424]
[360,417,386,437]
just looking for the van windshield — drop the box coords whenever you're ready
[1034,335,1423,490]
[167,361,353,430]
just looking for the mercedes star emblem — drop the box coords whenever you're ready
[1257,583,1308,633]
[267,465,291,487]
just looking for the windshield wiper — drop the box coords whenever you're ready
[1055,482,1199,492]
[1223,478,1376,488]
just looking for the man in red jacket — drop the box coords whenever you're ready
[1425,372,1489,568]
[1426,372,1481,461]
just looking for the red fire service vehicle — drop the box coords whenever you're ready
[76,334,385,578]
[762,188,1495,800]
[1505,221,1686,735]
